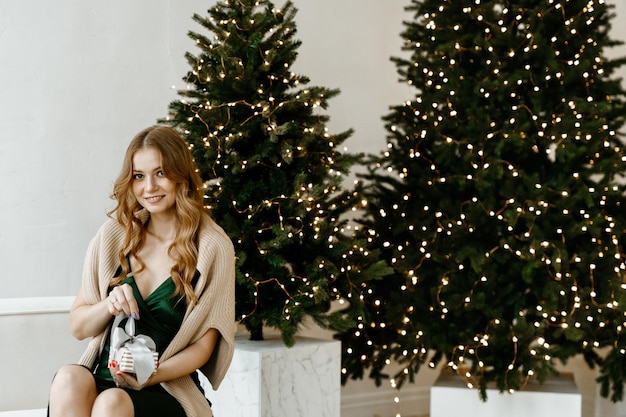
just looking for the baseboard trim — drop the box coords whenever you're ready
[0,296,74,316]
[0,409,46,417]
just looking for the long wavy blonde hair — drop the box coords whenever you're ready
[108,126,206,306]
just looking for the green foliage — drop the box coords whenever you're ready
[161,0,390,346]
[338,0,626,401]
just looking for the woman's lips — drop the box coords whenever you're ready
[145,195,164,203]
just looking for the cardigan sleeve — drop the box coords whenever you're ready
[77,219,127,368]
[81,219,126,303]
[159,216,236,391]
[197,223,236,389]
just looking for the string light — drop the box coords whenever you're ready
[338,0,626,411]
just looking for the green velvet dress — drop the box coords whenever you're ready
[94,276,189,417]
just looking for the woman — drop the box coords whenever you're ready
[48,126,235,417]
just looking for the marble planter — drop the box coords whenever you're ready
[430,369,581,417]
[205,334,341,417]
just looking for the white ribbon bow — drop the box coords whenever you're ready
[110,313,158,385]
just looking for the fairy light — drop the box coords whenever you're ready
[334,1,626,412]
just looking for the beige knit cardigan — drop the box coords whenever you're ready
[78,212,236,417]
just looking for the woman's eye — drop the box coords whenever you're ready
[133,173,144,180]
[157,170,165,177]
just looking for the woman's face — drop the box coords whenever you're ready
[131,147,177,218]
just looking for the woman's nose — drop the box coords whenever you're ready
[146,175,158,191]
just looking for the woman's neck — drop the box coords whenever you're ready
[145,215,177,243]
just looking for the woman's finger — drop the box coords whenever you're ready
[107,293,122,315]
[119,284,140,319]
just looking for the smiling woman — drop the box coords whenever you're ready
[47,126,236,417]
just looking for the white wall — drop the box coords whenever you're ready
[1,1,626,416]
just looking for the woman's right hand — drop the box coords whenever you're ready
[70,283,140,340]
[106,283,140,319]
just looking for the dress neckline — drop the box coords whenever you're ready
[127,276,173,303]
[125,255,174,302]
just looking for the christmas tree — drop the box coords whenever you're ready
[339,0,626,401]
[161,0,389,346]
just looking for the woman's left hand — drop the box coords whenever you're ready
[109,360,152,390]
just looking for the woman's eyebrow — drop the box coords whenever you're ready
[132,166,163,173]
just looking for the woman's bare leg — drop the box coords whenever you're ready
[91,388,134,417]
[49,365,98,417]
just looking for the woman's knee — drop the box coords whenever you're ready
[50,365,96,396]
[49,365,98,417]
[92,388,133,417]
